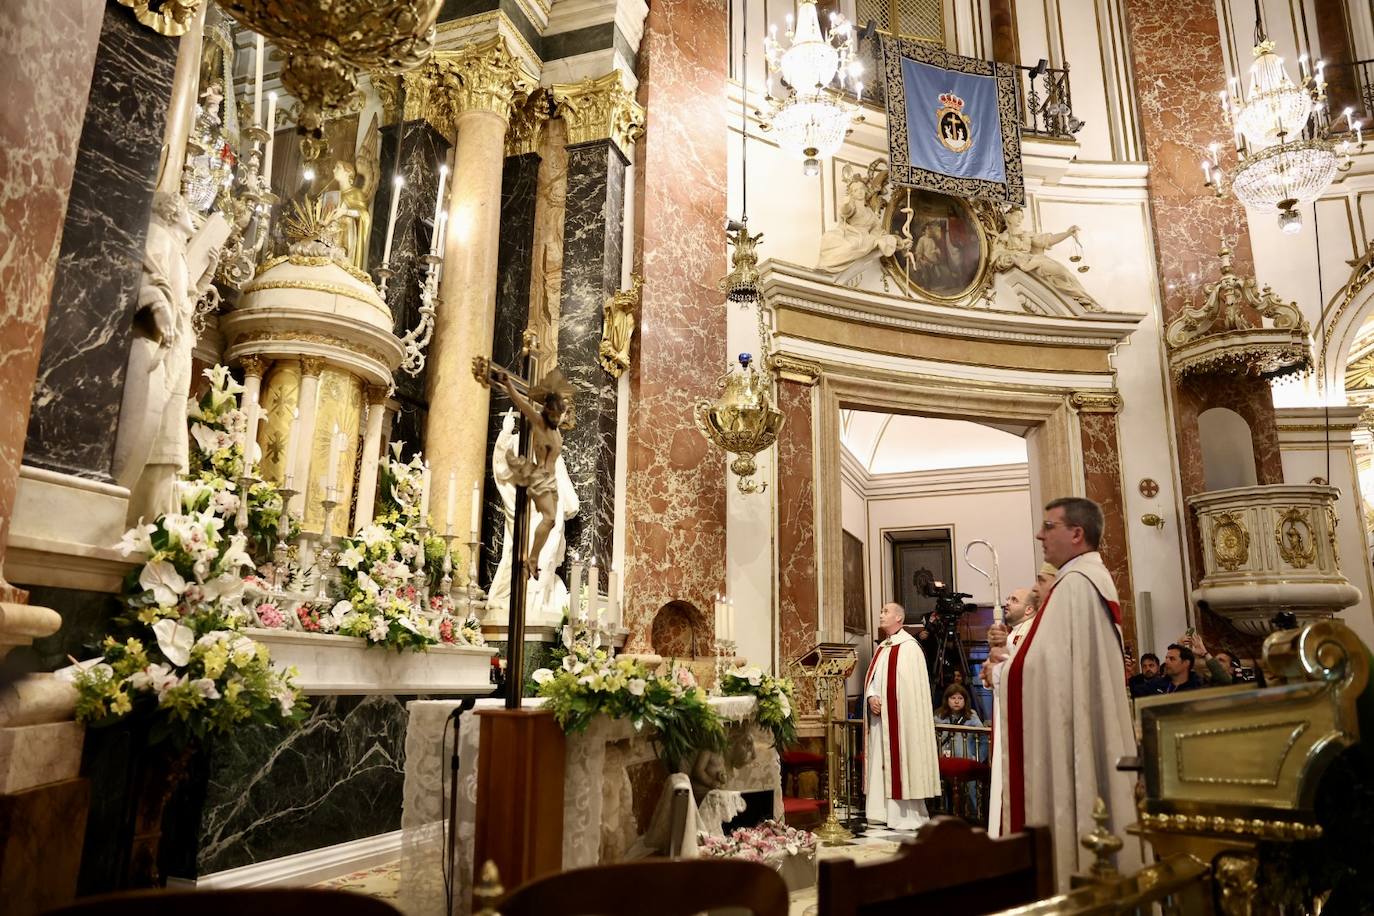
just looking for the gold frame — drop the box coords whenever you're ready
[879,186,991,306]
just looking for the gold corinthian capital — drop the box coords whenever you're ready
[552,71,646,157]
[404,36,533,139]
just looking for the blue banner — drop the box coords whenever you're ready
[883,38,1024,205]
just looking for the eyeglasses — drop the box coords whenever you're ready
[1039,520,1067,532]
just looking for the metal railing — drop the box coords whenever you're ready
[1319,57,1374,129]
[1017,60,1084,140]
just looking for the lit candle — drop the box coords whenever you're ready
[419,463,432,520]
[262,91,278,183]
[469,480,481,542]
[283,408,300,490]
[383,174,404,265]
[1202,160,1213,184]
[568,560,584,620]
[431,164,449,248]
[253,33,264,129]
[445,471,456,536]
[325,423,342,496]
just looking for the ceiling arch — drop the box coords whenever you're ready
[839,409,1030,475]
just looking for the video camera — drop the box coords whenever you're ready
[919,578,979,624]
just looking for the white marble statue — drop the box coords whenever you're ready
[817,161,909,287]
[114,192,229,523]
[989,208,1099,310]
[486,409,580,621]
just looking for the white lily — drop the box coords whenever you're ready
[139,560,187,607]
[115,521,157,557]
[152,619,195,667]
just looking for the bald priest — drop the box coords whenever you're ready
[863,602,940,829]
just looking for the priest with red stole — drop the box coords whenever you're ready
[863,602,940,829]
[1004,497,1141,889]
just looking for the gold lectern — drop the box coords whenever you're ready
[792,642,858,845]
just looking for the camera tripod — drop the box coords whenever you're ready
[926,613,972,691]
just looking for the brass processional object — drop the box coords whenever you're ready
[791,642,858,845]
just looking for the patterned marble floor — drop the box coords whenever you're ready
[314,860,400,901]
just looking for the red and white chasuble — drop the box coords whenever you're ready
[863,629,940,828]
[1001,551,1142,890]
[987,611,1035,839]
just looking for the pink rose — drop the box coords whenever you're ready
[256,602,284,628]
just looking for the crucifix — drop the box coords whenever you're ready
[472,331,573,709]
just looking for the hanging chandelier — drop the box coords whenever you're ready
[761,0,863,176]
[1205,4,1362,233]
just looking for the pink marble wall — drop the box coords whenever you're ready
[1079,411,1136,655]
[1122,0,1283,580]
[0,1,105,602]
[623,0,729,650]
[775,380,817,668]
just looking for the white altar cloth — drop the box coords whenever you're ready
[398,696,783,916]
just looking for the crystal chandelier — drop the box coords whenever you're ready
[1204,4,1362,233]
[762,0,863,175]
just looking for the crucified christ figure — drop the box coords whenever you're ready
[493,366,568,579]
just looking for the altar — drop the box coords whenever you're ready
[398,696,783,916]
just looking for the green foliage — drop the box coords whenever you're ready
[720,666,798,749]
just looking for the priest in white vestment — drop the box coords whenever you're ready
[863,602,940,829]
[1003,497,1142,890]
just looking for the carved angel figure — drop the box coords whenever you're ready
[114,193,230,521]
[990,208,1099,310]
[327,114,381,271]
[599,274,642,378]
[817,160,909,287]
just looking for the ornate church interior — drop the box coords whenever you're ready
[6,0,1374,912]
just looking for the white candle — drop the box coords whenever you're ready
[325,423,342,495]
[262,91,278,183]
[283,408,300,489]
[469,480,481,542]
[608,567,620,620]
[568,561,584,620]
[432,164,448,245]
[242,395,260,466]
[253,34,264,129]
[714,595,723,641]
[445,472,456,535]
[588,558,599,614]
[419,464,432,520]
[431,211,448,256]
[727,598,735,644]
[383,175,404,264]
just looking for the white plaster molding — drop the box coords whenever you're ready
[539,49,637,89]
[197,829,403,889]
[246,630,499,695]
[760,259,1144,350]
[863,463,1032,499]
[546,0,648,52]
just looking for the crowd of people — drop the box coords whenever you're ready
[859,496,1259,891]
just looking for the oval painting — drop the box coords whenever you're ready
[882,187,988,302]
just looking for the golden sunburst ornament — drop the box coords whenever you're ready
[281,196,336,244]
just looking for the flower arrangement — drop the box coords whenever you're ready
[326,444,473,652]
[720,665,798,749]
[184,366,296,562]
[532,645,726,767]
[699,819,817,863]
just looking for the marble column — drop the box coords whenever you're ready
[776,378,819,669]
[1122,0,1283,583]
[418,38,530,539]
[0,5,106,913]
[551,72,645,576]
[624,0,729,650]
[22,3,179,483]
[0,0,104,605]
[354,385,390,531]
[371,114,453,457]
[1074,393,1138,653]
[481,99,546,583]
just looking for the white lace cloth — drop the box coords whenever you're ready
[398,697,782,916]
